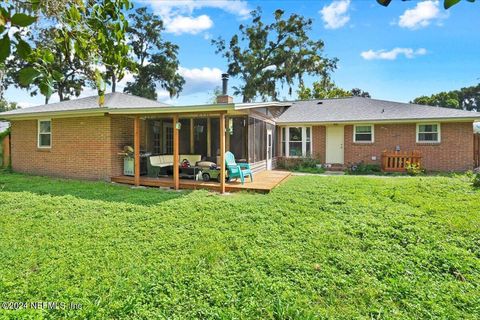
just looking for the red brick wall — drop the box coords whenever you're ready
[343,122,474,171]
[312,126,326,163]
[11,117,115,180]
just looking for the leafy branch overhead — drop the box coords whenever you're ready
[212,9,338,103]
[377,0,475,9]
[123,7,184,100]
[1,1,185,104]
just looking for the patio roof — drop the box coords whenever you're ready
[0,92,234,120]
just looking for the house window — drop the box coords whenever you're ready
[354,124,374,143]
[281,126,312,157]
[417,123,440,143]
[38,119,51,148]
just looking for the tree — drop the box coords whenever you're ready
[0,99,18,112]
[412,84,480,111]
[123,7,184,100]
[298,76,371,100]
[212,9,337,103]
[377,0,475,9]
[351,88,371,98]
[2,0,135,105]
[6,27,86,103]
[0,0,72,65]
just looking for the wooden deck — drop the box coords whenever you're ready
[111,170,291,193]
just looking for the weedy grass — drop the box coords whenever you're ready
[0,172,479,319]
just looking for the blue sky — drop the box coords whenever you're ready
[5,0,480,108]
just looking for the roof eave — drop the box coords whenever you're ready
[277,117,480,126]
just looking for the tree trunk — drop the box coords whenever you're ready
[58,86,64,101]
[112,73,116,93]
[45,96,49,105]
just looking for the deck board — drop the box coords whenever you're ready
[111,170,291,193]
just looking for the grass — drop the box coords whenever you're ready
[0,172,479,319]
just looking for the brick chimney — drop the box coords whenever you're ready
[216,73,233,104]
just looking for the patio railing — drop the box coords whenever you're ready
[381,150,421,172]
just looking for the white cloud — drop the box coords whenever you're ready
[361,48,427,60]
[320,0,351,29]
[178,66,222,95]
[165,15,213,35]
[398,1,447,29]
[144,0,251,35]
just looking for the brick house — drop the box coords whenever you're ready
[1,90,479,191]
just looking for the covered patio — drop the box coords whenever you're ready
[112,103,278,193]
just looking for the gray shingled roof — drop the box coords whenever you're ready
[0,92,169,117]
[276,97,480,123]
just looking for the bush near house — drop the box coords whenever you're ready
[346,162,382,175]
[0,172,479,319]
[276,156,326,174]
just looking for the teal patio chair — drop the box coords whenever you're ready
[225,151,253,184]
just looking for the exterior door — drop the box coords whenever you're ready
[326,126,344,164]
[163,123,173,154]
[266,129,273,170]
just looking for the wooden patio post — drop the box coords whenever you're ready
[173,114,180,190]
[134,116,141,186]
[219,113,226,194]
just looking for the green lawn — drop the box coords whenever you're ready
[0,172,479,319]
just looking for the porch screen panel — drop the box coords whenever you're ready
[248,117,255,162]
[230,117,247,160]
[254,118,266,162]
[179,119,190,154]
[193,118,207,157]
[210,118,219,158]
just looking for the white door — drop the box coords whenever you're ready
[266,129,273,170]
[326,126,344,164]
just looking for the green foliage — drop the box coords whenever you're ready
[298,76,370,100]
[298,78,351,100]
[377,0,475,9]
[212,9,337,102]
[277,157,325,173]
[0,172,479,318]
[347,162,382,175]
[412,83,480,112]
[0,99,18,112]
[473,173,480,188]
[123,7,184,100]
[405,161,424,176]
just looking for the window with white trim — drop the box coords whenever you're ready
[281,126,311,157]
[38,119,51,148]
[417,123,440,143]
[354,124,374,143]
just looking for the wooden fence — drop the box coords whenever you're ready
[475,133,480,168]
[381,150,421,172]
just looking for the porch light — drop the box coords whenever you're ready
[175,121,182,130]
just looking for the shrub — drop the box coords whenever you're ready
[277,157,325,174]
[405,161,424,176]
[473,173,480,188]
[347,162,381,175]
